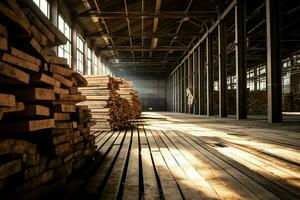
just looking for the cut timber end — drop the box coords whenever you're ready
[0,36,8,50]
[11,47,41,66]
[0,118,55,133]
[1,53,40,72]
[0,93,16,107]
[0,61,30,84]
[50,64,73,77]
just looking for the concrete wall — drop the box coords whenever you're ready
[114,73,166,111]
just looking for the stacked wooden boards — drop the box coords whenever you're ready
[0,1,95,199]
[78,75,142,131]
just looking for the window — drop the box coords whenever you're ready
[227,76,232,89]
[259,66,266,75]
[232,76,236,89]
[214,81,219,91]
[58,15,71,66]
[293,54,300,64]
[33,0,49,18]
[282,72,291,94]
[87,48,92,75]
[93,52,98,74]
[76,35,84,73]
[260,77,266,90]
[282,59,291,68]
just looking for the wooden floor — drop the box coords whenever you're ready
[58,112,300,200]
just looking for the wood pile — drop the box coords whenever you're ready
[0,1,95,199]
[78,76,142,131]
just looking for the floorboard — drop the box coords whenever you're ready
[56,112,300,200]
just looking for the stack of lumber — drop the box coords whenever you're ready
[131,90,142,118]
[78,75,142,130]
[0,1,95,199]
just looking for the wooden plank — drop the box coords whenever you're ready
[5,0,31,27]
[0,102,25,120]
[12,170,54,194]
[48,56,68,65]
[16,105,50,117]
[0,2,31,34]
[0,159,22,179]
[58,94,86,102]
[53,73,73,88]
[19,0,67,45]
[100,130,130,199]
[158,130,220,200]
[29,38,48,62]
[177,129,296,200]
[144,127,183,200]
[54,113,70,121]
[0,36,8,50]
[122,128,139,200]
[22,8,55,43]
[54,86,70,95]
[11,47,41,66]
[1,53,40,72]
[50,64,73,77]
[2,88,55,101]
[30,22,49,46]
[0,139,36,155]
[139,127,160,200]
[0,118,55,133]
[0,61,30,84]
[55,121,77,129]
[0,23,8,37]
[80,131,122,197]
[0,93,15,107]
[31,73,57,86]
[52,104,76,113]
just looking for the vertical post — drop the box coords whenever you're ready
[179,66,182,113]
[71,22,77,71]
[181,65,184,113]
[266,0,282,123]
[188,56,192,114]
[206,34,213,116]
[235,0,247,119]
[50,0,58,55]
[199,44,205,115]
[193,50,199,114]
[219,20,227,117]
[176,70,179,112]
[83,39,88,75]
[183,61,187,113]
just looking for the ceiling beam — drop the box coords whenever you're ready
[87,32,201,38]
[150,0,161,58]
[76,11,218,19]
[111,62,177,65]
[99,46,187,51]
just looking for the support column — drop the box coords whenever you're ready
[193,50,199,114]
[219,20,227,117]
[266,0,282,123]
[179,66,182,113]
[199,44,205,115]
[188,56,192,114]
[50,0,58,54]
[181,65,184,113]
[83,39,88,75]
[235,0,247,119]
[183,61,187,113]
[206,34,214,116]
[71,22,77,71]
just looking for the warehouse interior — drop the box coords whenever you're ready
[0,0,300,199]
